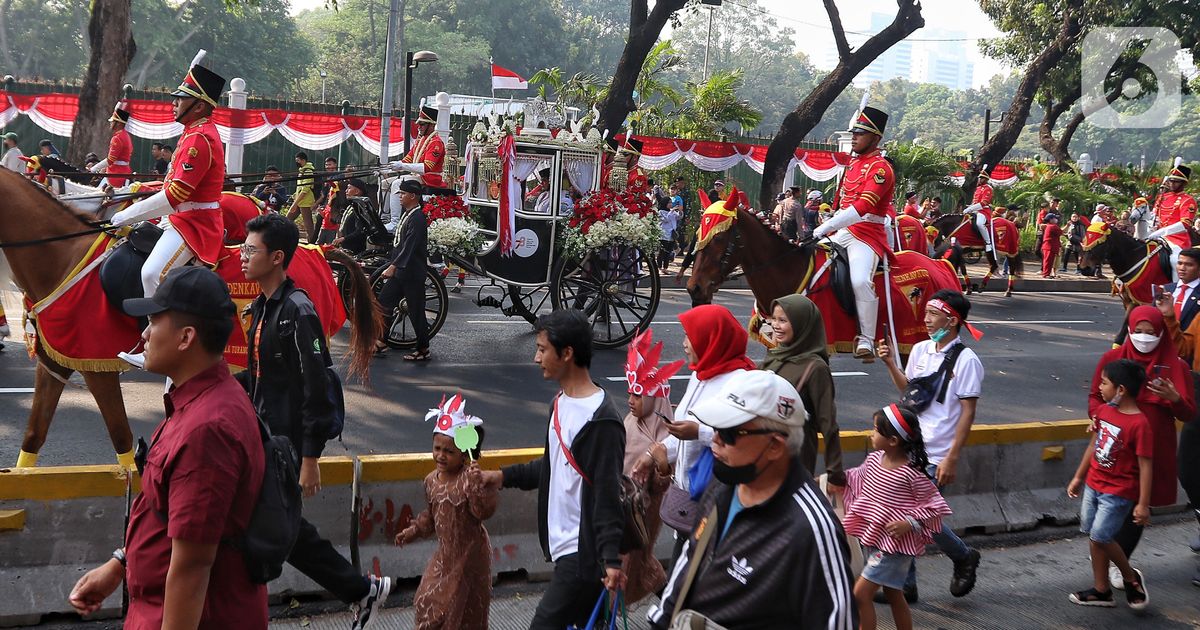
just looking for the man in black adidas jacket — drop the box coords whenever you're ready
[650,370,856,630]
[481,309,626,630]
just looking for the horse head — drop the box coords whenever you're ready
[1079,220,1129,270]
[686,189,747,307]
[20,155,48,184]
[930,213,966,247]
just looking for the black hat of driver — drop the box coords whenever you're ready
[124,266,236,319]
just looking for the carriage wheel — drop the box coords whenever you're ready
[964,250,982,264]
[506,284,553,325]
[550,244,660,349]
[332,254,389,311]
[369,266,449,349]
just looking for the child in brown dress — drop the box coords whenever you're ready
[622,329,684,604]
[396,395,497,630]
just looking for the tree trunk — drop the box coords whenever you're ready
[758,0,924,210]
[1040,64,1135,169]
[962,0,1081,199]
[68,0,136,166]
[595,0,688,137]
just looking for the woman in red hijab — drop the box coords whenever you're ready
[1088,305,1195,578]
[636,304,756,563]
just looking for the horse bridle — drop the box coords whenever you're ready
[702,217,810,283]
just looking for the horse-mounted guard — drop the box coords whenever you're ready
[1147,159,1197,270]
[90,101,134,188]
[963,167,996,254]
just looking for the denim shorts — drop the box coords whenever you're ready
[860,545,916,590]
[1079,485,1133,543]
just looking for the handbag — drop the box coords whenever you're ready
[899,343,965,412]
[552,396,651,553]
[818,473,864,577]
[661,446,714,534]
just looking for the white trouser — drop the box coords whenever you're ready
[832,230,879,339]
[974,212,994,252]
[141,219,194,297]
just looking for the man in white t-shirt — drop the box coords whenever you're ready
[0,132,23,171]
[481,309,626,629]
[878,289,984,603]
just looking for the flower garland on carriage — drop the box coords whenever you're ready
[424,193,485,259]
[559,181,662,259]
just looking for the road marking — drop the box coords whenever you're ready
[0,388,35,394]
[604,371,867,382]
[972,320,1093,324]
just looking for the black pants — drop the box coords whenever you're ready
[657,240,675,269]
[529,553,603,630]
[1179,419,1200,528]
[287,517,369,604]
[378,272,428,351]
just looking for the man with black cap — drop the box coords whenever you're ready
[811,105,895,360]
[390,105,445,188]
[379,177,431,361]
[68,267,267,629]
[1148,159,1197,271]
[1,132,24,171]
[112,52,228,370]
[648,369,855,629]
[90,101,134,188]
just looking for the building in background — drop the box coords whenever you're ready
[910,28,975,90]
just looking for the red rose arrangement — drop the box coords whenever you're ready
[424,193,471,225]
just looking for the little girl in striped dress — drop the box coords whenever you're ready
[843,404,952,630]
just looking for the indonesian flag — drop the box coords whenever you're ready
[491,64,528,91]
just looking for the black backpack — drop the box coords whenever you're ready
[236,416,304,583]
[900,343,966,412]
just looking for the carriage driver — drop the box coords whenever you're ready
[110,54,226,369]
[964,169,995,253]
[389,105,445,188]
[811,106,895,361]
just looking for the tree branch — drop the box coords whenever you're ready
[823,0,850,60]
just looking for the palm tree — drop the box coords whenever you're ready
[668,70,762,140]
[884,142,961,206]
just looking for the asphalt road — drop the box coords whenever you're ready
[0,286,1128,467]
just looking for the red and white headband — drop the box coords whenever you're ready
[927,298,984,341]
[883,404,913,441]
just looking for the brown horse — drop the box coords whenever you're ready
[0,167,380,466]
[686,208,960,355]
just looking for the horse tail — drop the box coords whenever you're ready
[325,247,383,383]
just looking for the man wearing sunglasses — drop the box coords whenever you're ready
[650,370,856,630]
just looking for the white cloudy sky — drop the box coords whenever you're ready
[288,0,1012,87]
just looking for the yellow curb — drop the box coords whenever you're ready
[0,420,1106,499]
[0,509,26,531]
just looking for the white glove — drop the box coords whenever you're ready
[90,159,109,173]
[813,208,862,239]
[390,161,425,174]
[1147,222,1185,240]
[111,189,173,227]
[964,203,983,214]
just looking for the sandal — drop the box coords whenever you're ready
[1068,587,1115,607]
[1125,569,1148,610]
[403,349,432,362]
[373,342,389,357]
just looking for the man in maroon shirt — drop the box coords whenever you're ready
[69,267,267,629]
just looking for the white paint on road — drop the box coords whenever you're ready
[0,388,34,394]
[972,320,1092,324]
[604,371,867,383]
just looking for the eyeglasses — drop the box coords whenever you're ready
[715,427,785,446]
[239,244,260,258]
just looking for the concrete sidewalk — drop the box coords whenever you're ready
[271,519,1200,630]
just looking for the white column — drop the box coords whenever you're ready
[225,77,247,180]
[435,91,451,142]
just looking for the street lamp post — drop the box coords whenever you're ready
[319,69,327,104]
[700,0,722,82]
[402,50,438,155]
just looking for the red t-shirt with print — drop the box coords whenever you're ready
[1087,405,1153,502]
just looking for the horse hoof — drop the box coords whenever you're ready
[1004,290,1013,297]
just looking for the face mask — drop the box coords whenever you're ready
[929,327,950,343]
[1129,332,1161,354]
[1106,391,1123,408]
[712,442,773,485]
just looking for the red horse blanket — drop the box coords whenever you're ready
[26,235,346,372]
[946,216,1020,258]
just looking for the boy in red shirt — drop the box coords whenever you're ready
[1067,358,1152,609]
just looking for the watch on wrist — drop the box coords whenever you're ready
[112,547,126,566]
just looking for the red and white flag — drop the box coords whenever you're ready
[491,64,528,91]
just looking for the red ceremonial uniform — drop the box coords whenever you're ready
[106,128,133,187]
[1154,190,1198,249]
[403,132,445,188]
[835,149,895,259]
[972,182,994,220]
[164,117,225,265]
[902,200,922,219]
[123,362,266,629]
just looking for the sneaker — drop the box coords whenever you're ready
[949,548,981,597]
[1125,568,1148,610]
[1069,587,1116,607]
[352,575,392,629]
[118,351,146,370]
[854,335,875,361]
[872,583,918,604]
[1109,564,1124,591]
[451,281,464,294]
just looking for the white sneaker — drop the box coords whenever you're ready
[118,351,146,370]
[352,575,392,629]
[854,335,875,361]
[1109,564,1124,591]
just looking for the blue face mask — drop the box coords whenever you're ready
[930,327,950,343]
